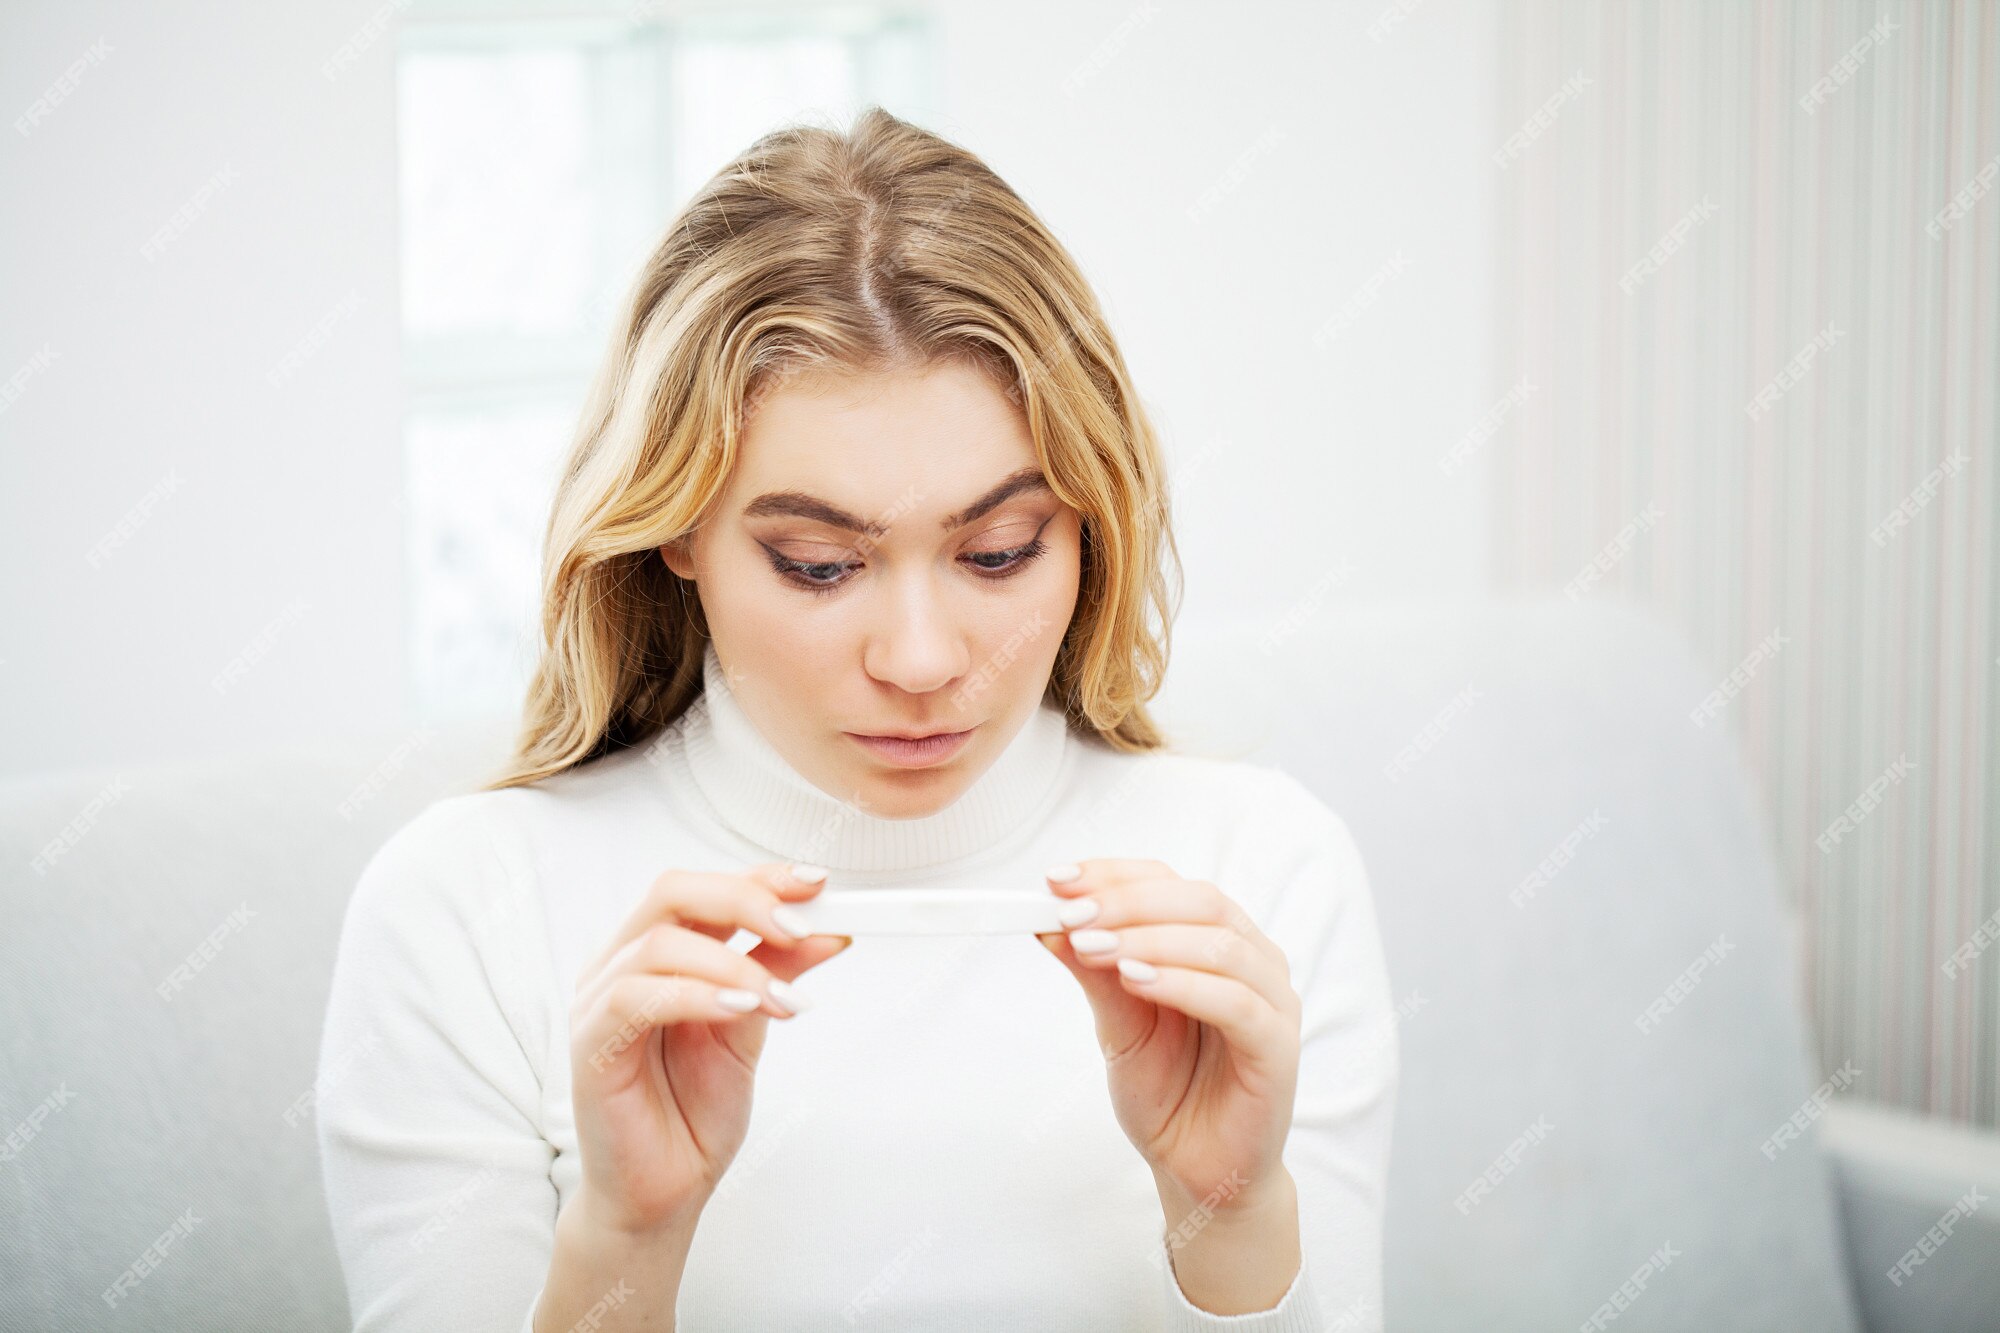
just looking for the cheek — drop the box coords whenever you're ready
[1030,523,1084,623]
[693,549,822,661]
[967,532,1081,669]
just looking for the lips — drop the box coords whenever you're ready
[844,726,977,769]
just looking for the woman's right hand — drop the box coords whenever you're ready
[564,861,850,1239]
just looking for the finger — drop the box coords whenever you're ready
[1036,929,1158,1057]
[1051,875,1288,971]
[1044,858,1176,896]
[574,972,772,1077]
[578,922,803,1020]
[744,933,854,985]
[1053,876,1215,924]
[1110,960,1297,1067]
[593,862,829,975]
[1062,922,1297,1016]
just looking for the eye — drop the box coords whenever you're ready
[760,535,1051,598]
[761,548,856,598]
[963,537,1050,577]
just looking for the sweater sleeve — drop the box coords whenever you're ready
[314,795,560,1333]
[1157,769,1399,1333]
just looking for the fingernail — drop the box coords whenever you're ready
[1116,957,1158,983]
[767,978,810,1014]
[715,988,762,1012]
[770,905,813,940]
[789,863,828,884]
[1070,928,1118,955]
[1045,863,1082,883]
[1056,897,1100,927]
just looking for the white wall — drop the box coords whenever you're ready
[2,0,408,779]
[0,0,1496,779]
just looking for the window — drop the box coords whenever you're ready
[395,4,932,721]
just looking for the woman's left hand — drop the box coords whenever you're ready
[1036,858,1302,1213]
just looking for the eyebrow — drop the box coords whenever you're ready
[740,466,1052,538]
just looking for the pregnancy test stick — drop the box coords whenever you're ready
[789,888,1067,936]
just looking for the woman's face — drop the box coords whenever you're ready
[661,358,1082,820]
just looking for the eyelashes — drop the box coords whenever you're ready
[763,537,1051,599]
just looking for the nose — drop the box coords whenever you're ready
[862,571,970,698]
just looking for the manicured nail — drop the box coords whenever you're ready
[715,988,762,1012]
[1117,958,1159,983]
[770,905,813,940]
[1045,863,1082,883]
[1069,928,1118,955]
[1056,897,1101,927]
[789,863,828,884]
[767,979,809,1014]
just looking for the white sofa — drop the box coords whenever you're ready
[3,597,1995,1330]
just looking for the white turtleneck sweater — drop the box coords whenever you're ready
[315,644,1397,1332]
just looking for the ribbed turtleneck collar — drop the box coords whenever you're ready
[661,642,1074,874]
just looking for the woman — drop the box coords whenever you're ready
[315,106,1396,1332]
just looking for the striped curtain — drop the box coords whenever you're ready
[1493,0,1999,1126]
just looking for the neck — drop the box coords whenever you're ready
[657,642,1075,874]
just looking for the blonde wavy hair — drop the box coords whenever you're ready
[482,106,1182,792]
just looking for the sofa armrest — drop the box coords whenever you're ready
[1821,1100,2000,1333]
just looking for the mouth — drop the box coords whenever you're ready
[843,726,978,769]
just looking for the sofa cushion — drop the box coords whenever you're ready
[1153,596,1862,1331]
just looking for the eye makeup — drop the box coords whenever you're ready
[759,517,1053,598]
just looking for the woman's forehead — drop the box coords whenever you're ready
[729,366,1038,519]
[741,358,1024,445]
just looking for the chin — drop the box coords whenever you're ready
[853,761,972,817]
